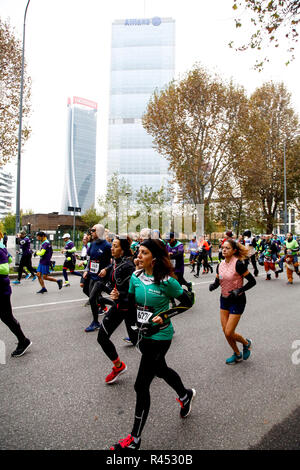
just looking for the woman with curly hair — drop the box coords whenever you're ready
[209,239,256,365]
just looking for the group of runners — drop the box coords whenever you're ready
[0,224,299,450]
[190,229,300,285]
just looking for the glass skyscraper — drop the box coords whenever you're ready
[107,17,175,193]
[61,96,97,215]
[0,168,13,219]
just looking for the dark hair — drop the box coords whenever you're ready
[115,236,132,258]
[226,230,233,238]
[37,231,46,238]
[140,239,176,284]
[223,238,249,260]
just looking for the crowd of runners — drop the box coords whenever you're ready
[0,225,299,450]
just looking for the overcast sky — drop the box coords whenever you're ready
[1,0,300,214]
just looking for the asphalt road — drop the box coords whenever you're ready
[0,265,299,451]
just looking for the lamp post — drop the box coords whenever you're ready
[113,200,119,234]
[68,206,81,241]
[15,0,31,267]
[283,141,288,235]
[126,191,131,234]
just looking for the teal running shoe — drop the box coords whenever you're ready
[226,352,243,365]
[243,338,252,360]
[12,280,21,285]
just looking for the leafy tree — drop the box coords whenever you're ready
[97,173,133,234]
[100,172,133,205]
[81,206,104,229]
[3,212,17,235]
[0,18,31,166]
[230,81,300,233]
[231,0,300,69]
[142,64,248,208]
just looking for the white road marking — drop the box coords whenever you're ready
[14,298,85,310]
[13,282,210,310]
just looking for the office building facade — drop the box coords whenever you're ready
[61,96,97,215]
[0,168,14,219]
[107,17,175,193]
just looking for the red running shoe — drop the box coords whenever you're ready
[176,389,196,418]
[105,362,127,384]
[110,434,141,450]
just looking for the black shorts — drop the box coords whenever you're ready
[220,294,246,315]
[63,260,76,271]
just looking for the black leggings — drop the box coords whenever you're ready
[131,338,187,438]
[176,272,190,288]
[88,279,111,322]
[245,254,258,275]
[18,254,36,281]
[196,252,211,274]
[97,304,137,361]
[0,294,26,342]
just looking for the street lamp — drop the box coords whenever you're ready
[125,191,131,234]
[283,141,288,235]
[112,199,118,234]
[15,0,31,267]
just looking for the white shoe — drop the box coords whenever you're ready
[63,282,70,287]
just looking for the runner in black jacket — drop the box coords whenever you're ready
[97,236,137,384]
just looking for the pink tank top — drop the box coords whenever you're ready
[219,256,243,298]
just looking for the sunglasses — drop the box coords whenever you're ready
[90,228,96,232]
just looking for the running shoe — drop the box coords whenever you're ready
[194,274,199,278]
[12,280,21,285]
[98,306,108,316]
[266,274,271,280]
[84,321,101,332]
[226,352,243,365]
[37,287,47,294]
[243,338,252,360]
[11,338,32,357]
[176,389,196,418]
[32,275,37,281]
[110,434,141,450]
[105,362,127,384]
[122,337,132,344]
[275,271,279,279]
[63,281,70,287]
[57,280,63,290]
[187,282,193,292]
[25,274,31,280]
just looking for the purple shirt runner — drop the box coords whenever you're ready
[0,245,12,296]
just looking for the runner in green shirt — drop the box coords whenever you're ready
[110,238,195,450]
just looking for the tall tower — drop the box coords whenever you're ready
[107,17,175,193]
[0,168,14,219]
[61,97,97,214]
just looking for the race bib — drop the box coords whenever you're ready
[171,259,176,267]
[136,306,154,324]
[90,260,99,274]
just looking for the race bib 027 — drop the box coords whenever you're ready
[136,306,154,324]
